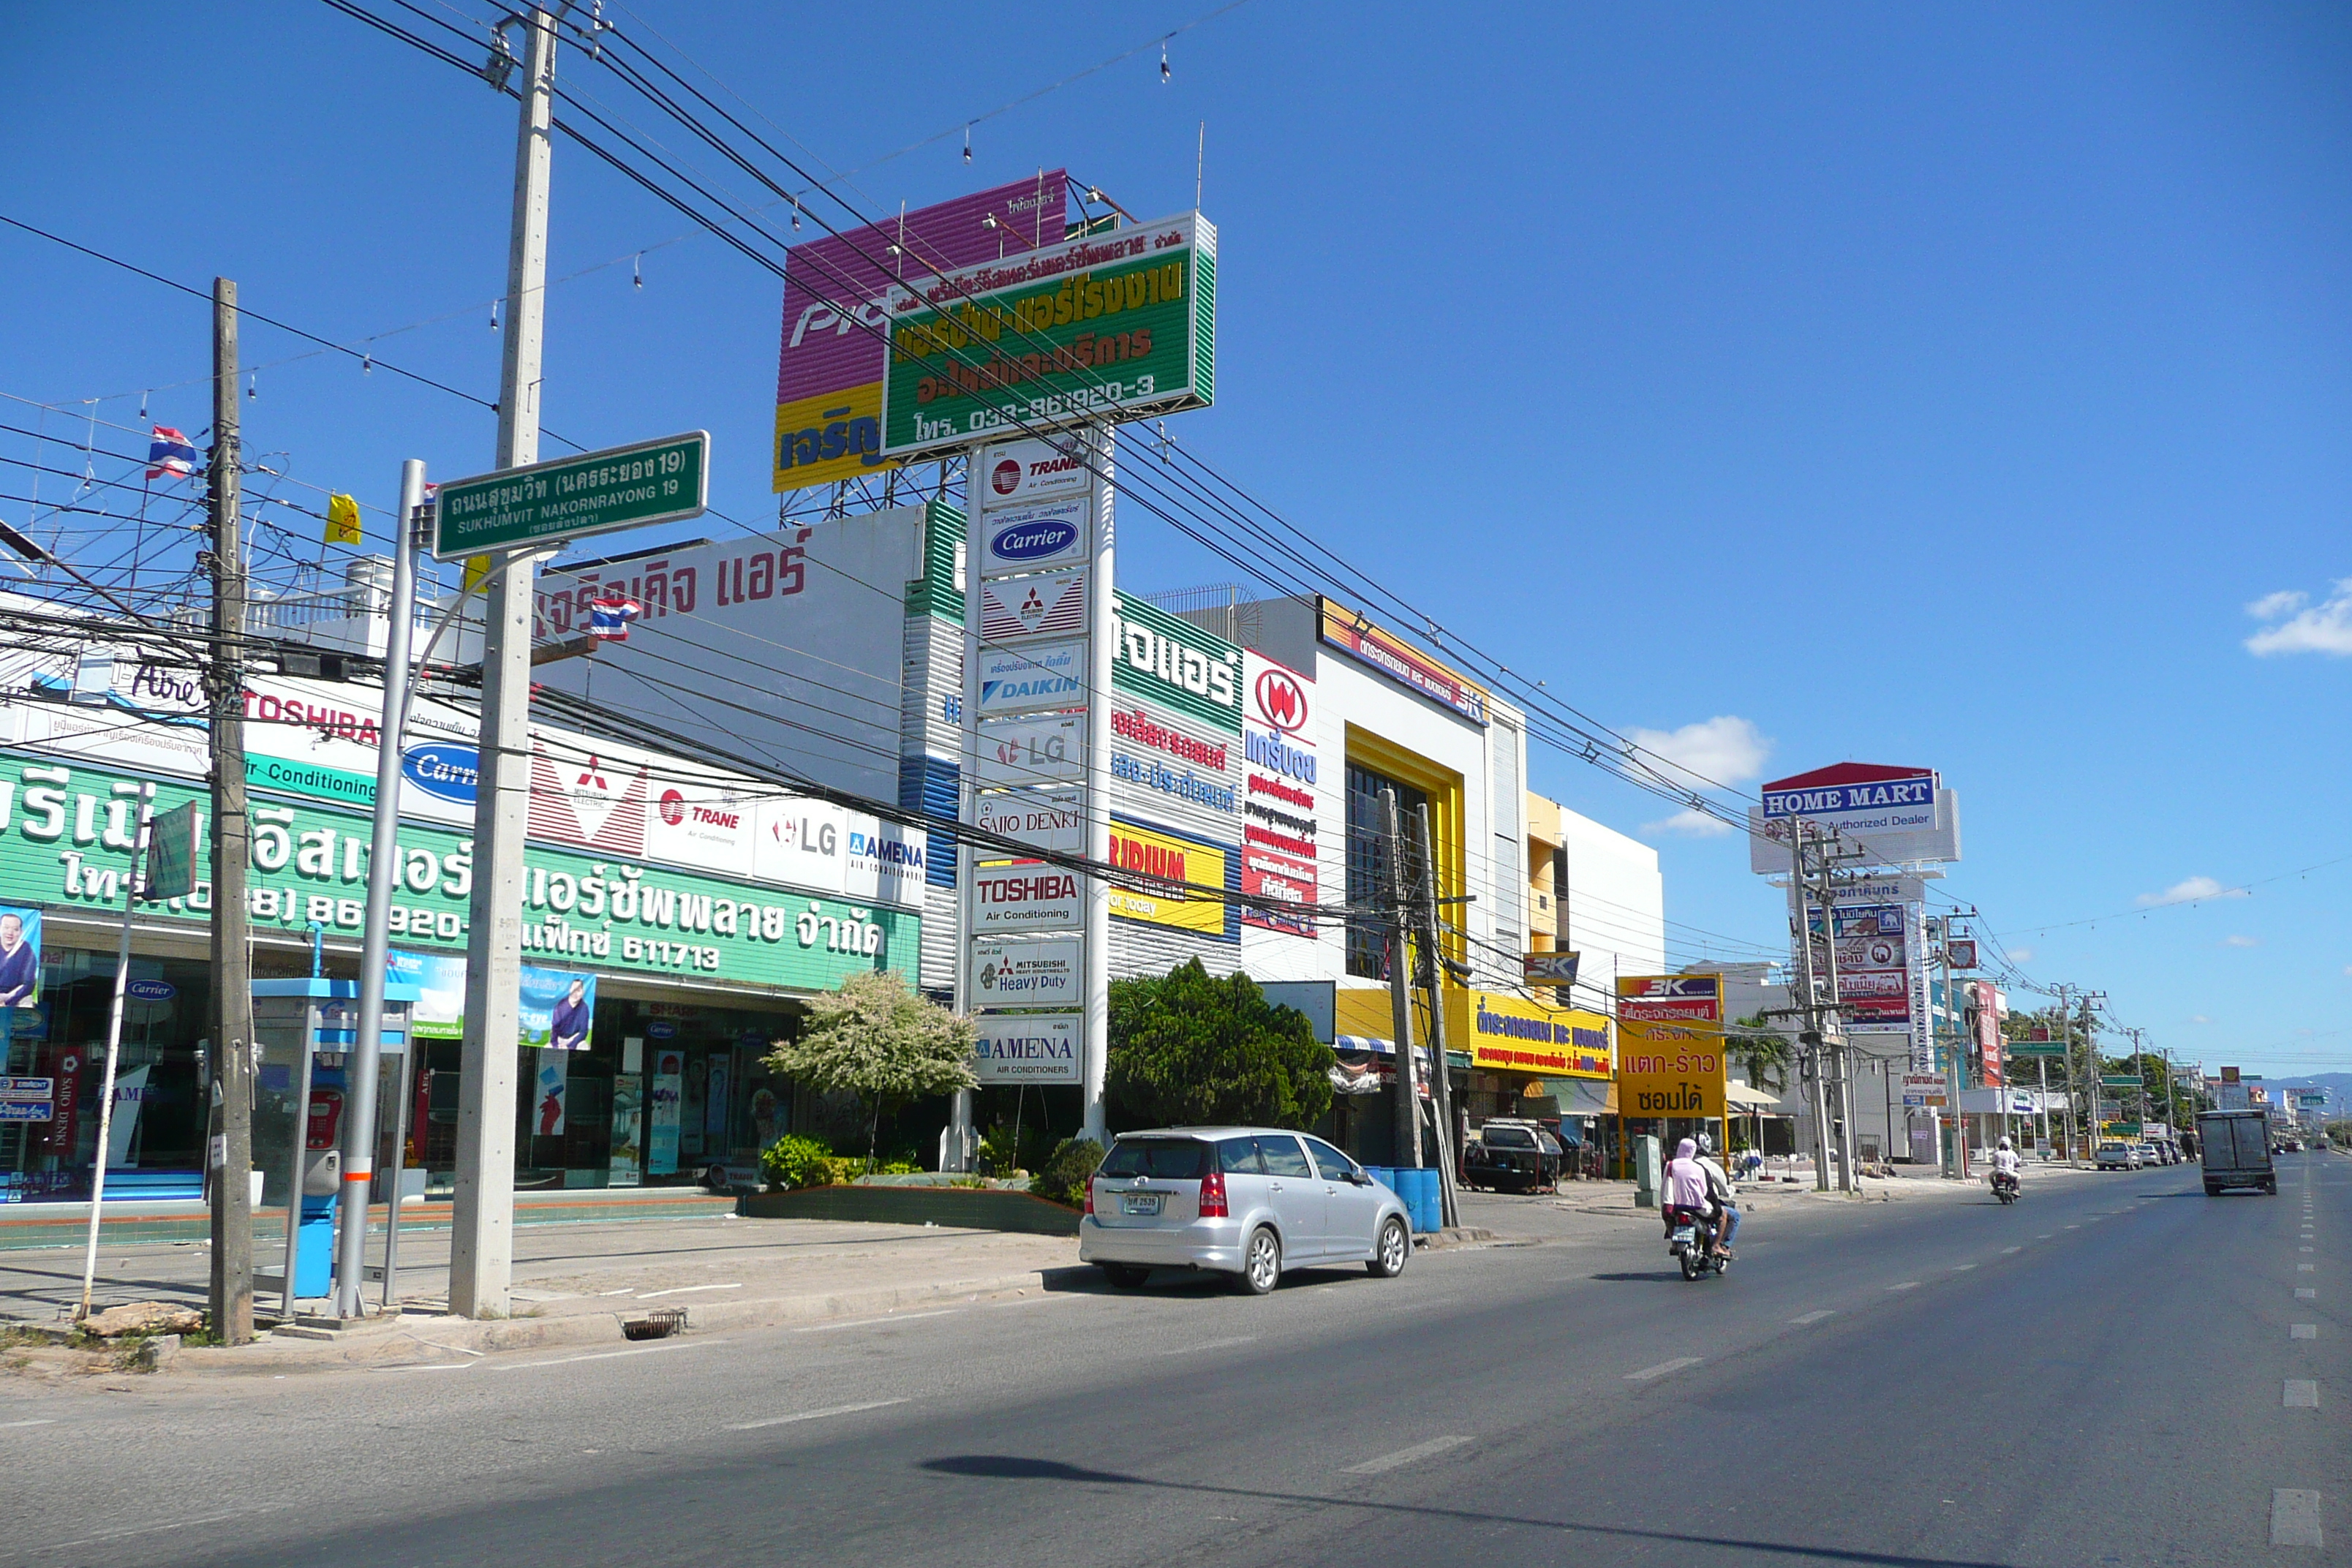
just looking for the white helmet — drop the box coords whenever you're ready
[1998,1137,2012,1150]
[1696,1131,1716,1155]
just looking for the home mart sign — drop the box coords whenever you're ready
[0,750,912,994]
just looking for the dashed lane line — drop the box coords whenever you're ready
[1789,1311,1836,1326]
[1344,1435,1473,1474]
[1625,1357,1702,1382]
[2273,1488,2325,1548]
[2293,1324,2318,1340]
[1888,1282,1921,1292]
[493,1339,731,1372]
[2002,1247,2022,1254]
[0,1418,57,1429]
[2300,1289,2318,1300]
[728,1399,908,1431]
[2285,1381,2320,1409]
[1158,1335,1260,1357]
[1951,1264,1977,1272]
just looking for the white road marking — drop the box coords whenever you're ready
[1158,1335,1260,1357]
[1789,1311,1836,1326]
[638,1283,743,1299]
[1888,1281,1921,1292]
[2064,1225,2081,1230]
[2301,1247,2315,1254]
[1344,1434,1472,1474]
[2293,1324,2318,1340]
[2302,1264,2317,1272]
[1951,1264,1978,1271]
[2285,1380,2320,1409]
[376,1362,475,1373]
[1625,1357,1702,1382]
[2002,1247,2022,1254]
[795,1310,957,1334]
[2272,1489,2324,1548]
[0,1418,57,1429]
[727,1398,908,1431]
[494,1339,729,1372]
[2300,1289,2318,1300]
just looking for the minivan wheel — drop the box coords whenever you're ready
[1099,1263,1150,1289]
[1368,1216,1410,1278]
[1237,1227,1281,1294]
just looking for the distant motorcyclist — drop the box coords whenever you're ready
[1695,1131,1741,1259]
[1989,1136,2022,1193]
[1663,1137,1714,1249]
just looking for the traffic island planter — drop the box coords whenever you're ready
[736,1184,1082,1236]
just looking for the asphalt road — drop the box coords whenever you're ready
[3,1153,2340,1567]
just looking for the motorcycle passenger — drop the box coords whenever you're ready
[1695,1131,1741,1259]
[1662,1137,1714,1251]
[1989,1136,2022,1193]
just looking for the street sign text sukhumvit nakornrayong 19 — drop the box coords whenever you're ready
[434,431,709,559]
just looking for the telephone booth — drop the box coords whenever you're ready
[251,980,418,1305]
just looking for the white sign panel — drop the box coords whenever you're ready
[971,937,1082,1007]
[751,799,848,895]
[975,439,1092,510]
[976,640,1085,716]
[844,817,927,905]
[972,1011,1082,1083]
[974,785,1085,854]
[977,711,1086,788]
[980,568,1088,642]
[970,861,1083,932]
[981,500,1090,577]
[1748,791,1961,874]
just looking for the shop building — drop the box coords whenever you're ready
[0,598,920,1202]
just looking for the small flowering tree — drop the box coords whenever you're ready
[765,971,976,1172]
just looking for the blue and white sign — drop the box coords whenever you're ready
[402,742,481,806]
[981,500,1089,577]
[1762,771,1936,821]
[970,1011,1081,1084]
[976,639,1085,717]
[125,979,176,1003]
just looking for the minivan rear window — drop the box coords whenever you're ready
[1484,1126,1537,1148]
[1098,1139,1210,1180]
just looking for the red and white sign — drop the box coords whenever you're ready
[1241,651,1320,938]
[980,568,1087,641]
[976,437,1093,510]
[970,860,1083,933]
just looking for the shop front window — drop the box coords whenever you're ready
[1346,765,1425,981]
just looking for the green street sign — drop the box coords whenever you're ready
[2008,1039,2067,1058]
[433,431,709,559]
[2100,1074,2144,1088]
[2101,1121,2143,1137]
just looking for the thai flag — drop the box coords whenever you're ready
[146,426,197,481]
[588,593,641,641]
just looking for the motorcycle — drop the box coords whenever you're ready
[1990,1169,2021,1205]
[1667,1207,1730,1281]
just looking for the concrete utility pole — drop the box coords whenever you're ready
[1786,820,1831,1191]
[452,5,555,1319]
[1812,843,1857,1195]
[1411,802,1461,1229]
[206,276,257,1345]
[333,460,425,1318]
[2051,983,2077,1164]
[76,783,155,1321]
[1382,789,1422,1169]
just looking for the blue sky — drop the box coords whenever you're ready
[3,3,2348,1076]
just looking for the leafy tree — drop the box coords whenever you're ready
[764,970,976,1170]
[1107,958,1335,1131]
[1726,1014,1792,1093]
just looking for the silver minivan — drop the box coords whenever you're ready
[1078,1126,1413,1294]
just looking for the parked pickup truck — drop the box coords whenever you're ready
[1463,1120,1563,1194]
[2198,1109,2277,1196]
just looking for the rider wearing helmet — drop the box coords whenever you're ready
[1662,1137,1714,1248]
[1695,1131,1741,1258]
[1990,1134,2022,1186]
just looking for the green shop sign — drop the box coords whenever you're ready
[0,750,913,995]
[1112,589,1243,733]
[881,212,1215,458]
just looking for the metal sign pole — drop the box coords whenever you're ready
[74,782,155,1322]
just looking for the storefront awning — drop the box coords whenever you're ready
[1725,1082,1784,1111]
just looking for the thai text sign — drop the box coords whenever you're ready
[1617,973,1721,1025]
[774,173,1068,491]
[1107,817,1233,938]
[1317,597,1488,725]
[434,432,709,558]
[881,211,1216,456]
[1447,990,1612,1079]
[1616,975,1726,1118]
[971,937,1082,1008]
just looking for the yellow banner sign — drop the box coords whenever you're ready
[1444,989,1613,1079]
[1106,819,1229,935]
[1615,1017,1728,1120]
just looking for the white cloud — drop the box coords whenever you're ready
[2222,934,2260,948]
[2136,875,2248,907]
[2247,589,2309,620]
[2188,1014,2213,1025]
[2342,965,2352,977]
[1640,807,1734,838]
[2246,578,2352,656]
[1625,715,1772,791]
[2008,946,2035,963]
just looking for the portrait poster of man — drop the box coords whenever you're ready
[0,907,42,1009]
[518,965,596,1052]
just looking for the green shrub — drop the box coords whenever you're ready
[759,1134,834,1191]
[879,1159,921,1175]
[1030,1137,1104,1209]
[821,1155,866,1186]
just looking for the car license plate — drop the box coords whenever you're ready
[1122,1193,1164,1216]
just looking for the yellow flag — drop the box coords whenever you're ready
[325,493,362,548]
[462,555,493,596]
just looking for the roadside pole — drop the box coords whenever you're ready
[2054,984,2078,1164]
[206,276,257,1346]
[1382,789,1422,1169]
[74,783,155,1321]
[333,460,424,1318]
[451,4,554,1319]
[946,437,984,1174]
[1787,819,1831,1191]
[1411,802,1461,1229]
[1812,833,1857,1194]
[1079,429,1114,1151]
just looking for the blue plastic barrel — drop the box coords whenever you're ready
[1362,1165,1393,1200]
[1406,1168,1441,1233]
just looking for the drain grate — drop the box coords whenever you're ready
[622,1308,687,1341]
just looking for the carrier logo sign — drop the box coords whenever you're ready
[402,742,480,805]
[982,500,1088,576]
